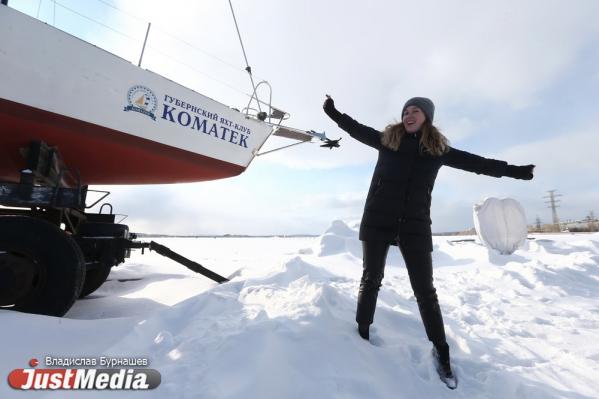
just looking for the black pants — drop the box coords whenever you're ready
[355,240,447,346]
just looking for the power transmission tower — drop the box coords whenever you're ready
[543,190,562,231]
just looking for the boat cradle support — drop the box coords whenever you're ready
[129,241,229,283]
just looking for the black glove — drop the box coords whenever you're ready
[505,164,535,180]
[323,95,342,123]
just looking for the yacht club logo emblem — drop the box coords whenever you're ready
[124,85,157,120]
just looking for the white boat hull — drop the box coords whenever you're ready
[0,6,272,184]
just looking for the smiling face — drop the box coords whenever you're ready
[402,105,426,133]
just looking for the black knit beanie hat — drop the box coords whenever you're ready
[402,97,435,122]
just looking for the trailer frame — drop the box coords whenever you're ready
[0,141,228,317]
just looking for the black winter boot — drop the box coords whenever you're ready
[432,343,457,389]
[358,323,370,340]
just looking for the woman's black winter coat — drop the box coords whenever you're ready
[337,113,509,252]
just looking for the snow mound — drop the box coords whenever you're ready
[324,219,357,237]
[318,220,361,257]
[89,257,418,398]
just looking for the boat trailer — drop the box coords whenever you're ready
[0,141,228,317]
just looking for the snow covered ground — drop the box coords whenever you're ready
[1,221,598,398]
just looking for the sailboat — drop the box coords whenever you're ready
[0,4,320,185]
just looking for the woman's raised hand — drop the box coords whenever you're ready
[323,94,342,122]
[505,164,535,180]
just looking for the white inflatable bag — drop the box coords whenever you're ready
[473,197,528,255]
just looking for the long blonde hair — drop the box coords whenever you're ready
[381,120,450,156]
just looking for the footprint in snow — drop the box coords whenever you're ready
[369,334,385,347]
[368,327,386,347]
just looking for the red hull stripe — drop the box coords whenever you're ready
[0,98,246,185]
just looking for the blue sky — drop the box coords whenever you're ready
[10,0,599,235]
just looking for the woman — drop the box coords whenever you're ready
[322,95,534,389]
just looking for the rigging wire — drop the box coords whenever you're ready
[94,0,265,83]
[53,0,140,42]
[256,140,312,157]
[145,44,253,97]
[51,1,250,99]
[227,0,263,114]
[94,0,274,117]
[227,0,251,75]
[49,0,278,120]
[95,0,146,23]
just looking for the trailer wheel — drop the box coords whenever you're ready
[0,216,85,317]
[79,265,111,298]
[77,222,129,298]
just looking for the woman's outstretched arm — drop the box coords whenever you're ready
[441,147,535,180]
[323,95,382,150]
